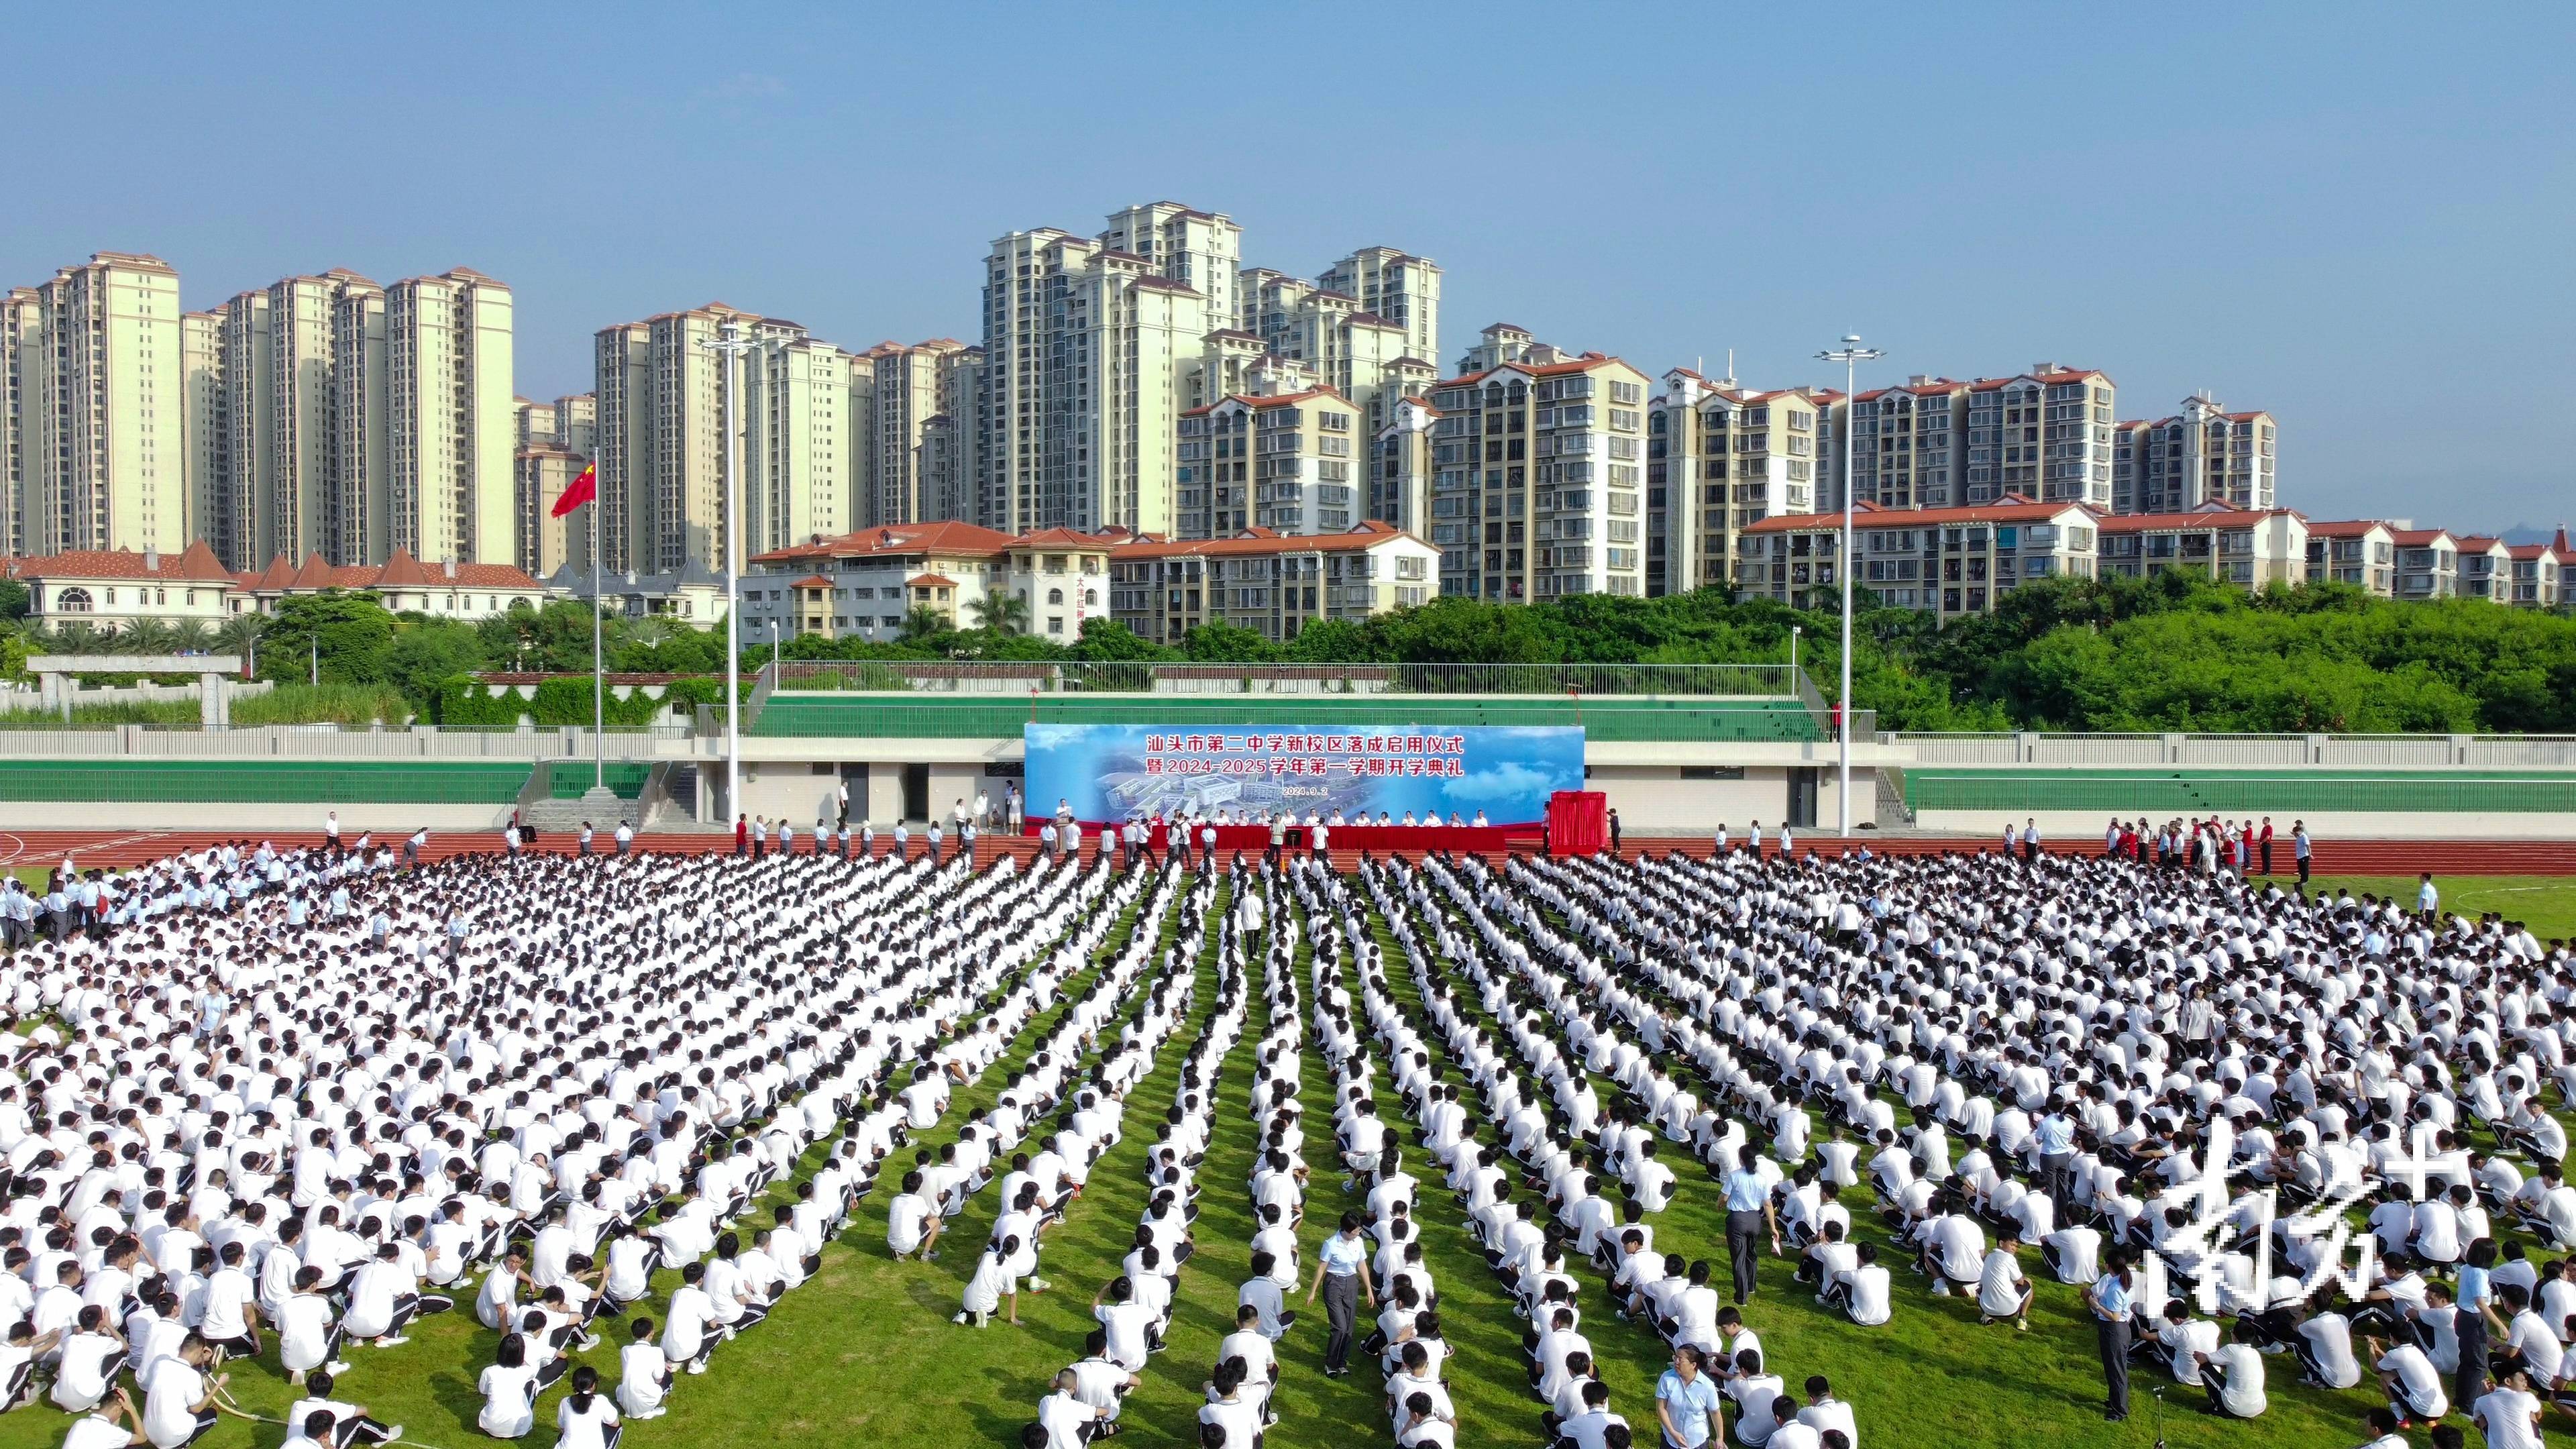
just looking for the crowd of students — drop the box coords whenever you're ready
[1,822,2569,1449]
[0,834,1175,1448]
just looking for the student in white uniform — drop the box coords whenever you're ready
[552,1366,621,1449]
[2194,1319,2269,1419]
[1976,1233,2033,1331]
[2367,1334,2448,1426]
[477,1334,542,1438]
[616,1318,669,1420]
[959,1240,1021,1328]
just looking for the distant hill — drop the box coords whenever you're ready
[2502,523,2566,545]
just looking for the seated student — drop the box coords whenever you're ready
[553,1365,621,1449]
[1395,1387,1458,1449]
[2041,1222,2102,1285]
[616,1318,670,1421]
[477,1334,543,1439]
[0,1320,51,1410]
[1799,1221,1858,1292]
[2151,1301,2223,1384]
[1201,1358,1263,1446]
[1065,1328,1140,1430]
[959,1238,1020,1328]
[2294,1293,2364,1390]
[1034,1368,1111,1449]
[1384,1338,1453,1430]
[661,1263,718,1378]
[887,1171,942,1261]
[1977,1232,2034,1331]
[2367,1333,2449,1428]
[1240,1256,1296,1340]
[2194,1320,2269,1420]
[1216,1307,1278,1422]
[284,1369,400,1447]
[50,1306,121,1413]
[1821,1242,1892,1327]
[1554,1377,1629,1449]
[1721,1348,1785,1447]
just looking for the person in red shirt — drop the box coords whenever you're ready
[733,814,749,857]
[2257,817,2275,876]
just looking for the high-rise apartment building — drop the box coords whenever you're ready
[1371,396,1436,538]
[1317,247,1440,364]
[513,443,586,577]
[980,223,1216,537]
[1646,369,1830,596]
[2110,392,2277,514]
[1174,382,1364,539]
[554,392,596,455]
[2,254,192,557]
[1963,364,2114,507]
[591,322,650,574]
[981,203,1434,543]
[741,326,855,554]
[180,311,225,557]
[1426,329,1652,601]
[200,266,513,570]
[515,398,557,449]
[868,338,975,525]
[384,268,515,566]
[325,274,388,564]
[592,303,863,574]
[0,288,38,556]
[1848,376,1972,511]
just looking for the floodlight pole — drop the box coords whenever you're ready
[1815,336,1882,839]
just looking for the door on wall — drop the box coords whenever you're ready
[1788,768,1819,829]
[901,763,930,822]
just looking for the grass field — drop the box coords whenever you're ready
[2299,874,2576,941]
[2,863,2575,1449]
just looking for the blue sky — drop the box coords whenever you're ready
[9,3,2570,531]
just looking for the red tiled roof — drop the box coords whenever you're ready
[8,540,234,584]
[1436,354,1631,390]
[1112,521,1424,560]
[790,574,835,590]
[2387,528,2453,547]
[2098,508,2300,532]
[751,520,1020,566]
[2505,543,2560,561]
[1743,500,2095,535]
[1181,387,1348,418]
[231,552,545,592]
[2302,519,2393,539]
[905,574,957,588]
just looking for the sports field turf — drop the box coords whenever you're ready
[5,865,2576,1449]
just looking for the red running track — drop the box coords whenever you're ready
[0,828,2567,876]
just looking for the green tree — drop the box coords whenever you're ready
[256,591,396,686]
[1067,617,1173,661]
[0,579,27,621]
[1179,620,1279,663]
[384,625,490,707]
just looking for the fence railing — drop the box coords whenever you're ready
[765,660,1796,697]
[0,725,695,759]
[1890,731,2576,771]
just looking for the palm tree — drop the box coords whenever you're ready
[215,613,267,676]
[113,618,181,657]
[168,619,218,656]
[968,591,1030,636]
[46,621,105,656]
[898,604,949,642]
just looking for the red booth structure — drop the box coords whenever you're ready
[1546,791,1609,855]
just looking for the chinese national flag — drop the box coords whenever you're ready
[551,462,597,518]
